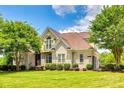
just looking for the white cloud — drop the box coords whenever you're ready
[98,49,110,53]
[57,5,103,33]
[52,5,76,16]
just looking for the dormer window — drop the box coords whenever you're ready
[46,36,52,49]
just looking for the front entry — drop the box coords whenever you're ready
[46,53,52,63]
[35,54,41,66]
[92,56,97,70]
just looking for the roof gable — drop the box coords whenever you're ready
[41,27,60,39]
[41,27,92,50]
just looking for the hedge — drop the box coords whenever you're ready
[86,64,93,70]
[0,65,26,71]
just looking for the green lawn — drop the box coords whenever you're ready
[0,71,124,88]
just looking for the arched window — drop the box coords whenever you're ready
[46,36,52,49]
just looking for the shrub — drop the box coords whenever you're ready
[119,64,124,69]
[1,65,8,71]
[0,65,2,70]
[114,65,121,71]
[8,65,16,71]
[45,63,51,70]
[100,64,123,71]
[49,63,56,70]
[86,64,93,70]
[105,64,115,71]
[64,63,70,70]
[72,63,78,68]
[11,65,16,71]
[29,66,35,70]
[56,64,63,70]
[100,65,107,71]
[20,65,26,71]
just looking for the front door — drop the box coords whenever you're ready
[35,54,41,66]
[46,54,52,63]
[92,56,96,70]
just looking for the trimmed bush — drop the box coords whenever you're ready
[100,64,123,71]
[1,65,8,71]
[49,63,56,70]
[0,65,26,71]
[64,63,70,71]
[0,65,16,71]
[0,65,2,70]
[114,65,121,71]
[11,65,16,71]
[119,64,124,69]
[8,65,16,71]
[29,66,35,70]
[72,63,78,68]
[45,63,51,70]
[20,65,26,71]
[105,64,115,71]
[100,65,107,71]
[56,64,63,70]
[86,64,93,70]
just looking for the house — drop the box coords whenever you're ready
[40,27,99,69]
[16,27,99,70]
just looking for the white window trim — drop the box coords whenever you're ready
[80,54,84,63]
[46,38,51,49]
[58,54,65,63]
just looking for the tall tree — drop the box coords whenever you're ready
[89,6,124,68]
[0,15,4,54]
[1,20,41,71]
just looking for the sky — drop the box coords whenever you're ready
[0,5,103,35]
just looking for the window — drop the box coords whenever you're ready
[80,54,83,62]
[58,54,61,62]
[46,36,51,49]
[62,54,65,62]
[58,54,65,63]
[46,54,52,63]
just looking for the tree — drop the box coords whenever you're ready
[89,6,124,67]
[1,20,41,71]
[0,15,4,54]
[100,53,115,65]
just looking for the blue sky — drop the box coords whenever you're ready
[0,5,102,34]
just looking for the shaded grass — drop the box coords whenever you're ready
[0,71,124,88]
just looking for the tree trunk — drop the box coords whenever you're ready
[15,51,20,71]
[112,47,123,67]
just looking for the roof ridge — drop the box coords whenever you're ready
[60,32,89,34]
[78,33,93,49]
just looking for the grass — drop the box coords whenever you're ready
[0,71,124,88]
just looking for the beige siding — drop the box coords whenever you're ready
[55,42,69,63]
[73,50,93,68]
[39,29,99,69]
[41,30,58,52]
[23,52,35,69]
[13,52,35,69]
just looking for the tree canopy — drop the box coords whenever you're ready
[89,6,124,67]
[0,20,41,71]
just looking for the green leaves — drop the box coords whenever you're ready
[89,6,124,50]
[1,20,41,54]
[89,5,124,65]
